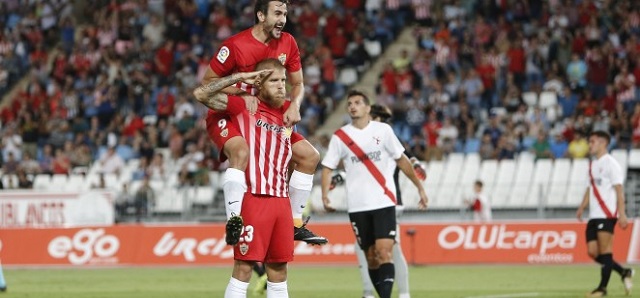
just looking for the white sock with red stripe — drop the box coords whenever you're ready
[223,168,247,219]
[289,170,313,225]
[224,277,248,298]
[266,280,288,298]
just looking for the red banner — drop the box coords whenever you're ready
[0,220,637,266]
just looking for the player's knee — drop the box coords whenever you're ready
[587,249,598,260]
[265,262,288,282]
[232,261,254,282]
[375,247,393,263]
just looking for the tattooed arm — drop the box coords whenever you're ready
[193,69,272,111]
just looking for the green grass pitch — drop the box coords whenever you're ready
[1,264,638,297]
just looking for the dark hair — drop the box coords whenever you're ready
[370,104,392,122]
[474,180,483,188]
[255,58,286,72]
[346,90,371,105]
[590,130,611,145]
[254,0,290,24]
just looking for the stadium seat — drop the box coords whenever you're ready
[522,91,538,107]
[1,174,17,189]
[338,67,358,86]
[490,160,516,208]
[477,160,499,198]
[538,91,558,109]
[565,158,589,207]
[364,39,382,57]
[192,187,214,205]
[525,159,553,207]
[629,149,640,169]
[611,149,628,180]
[66,175,86,192]
[49,174,68,191]
[33,174,51,190]
[423,161,444,208]
[508,155,535,207]
[451,153,481,209]
[546,159,571,207]
[434,154,464,208]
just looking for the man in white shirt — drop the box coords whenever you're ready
[576,131,634,297]
[464,180,492,222]
[321,91,428,298]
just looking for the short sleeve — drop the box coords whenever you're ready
[383,124,405,160]
[286,36,302,73]
[610,158,624,186]
[321,134,343,169]
[209,42,237,77]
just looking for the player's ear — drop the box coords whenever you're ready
[257,11,266,23]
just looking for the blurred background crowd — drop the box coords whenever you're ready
[2,0,640,189]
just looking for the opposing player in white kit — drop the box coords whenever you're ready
[320,91,428,298]
[576,131,634,297]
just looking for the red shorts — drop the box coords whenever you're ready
[205,112,305,162]
[234,193,294,263]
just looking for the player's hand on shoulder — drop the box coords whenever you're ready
[240,94,258,115]
[322,196,336,212]
[283,102,301,126]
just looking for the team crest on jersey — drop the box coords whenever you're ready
[217,46,230,64]
[220,128,229,137]
[239,243,249,255]
[278,53,286,65]
[373,136,381,145]
[283,127,293,139]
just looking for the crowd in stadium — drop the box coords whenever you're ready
[2,0,640,186]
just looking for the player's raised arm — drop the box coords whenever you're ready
[193,69,272,112]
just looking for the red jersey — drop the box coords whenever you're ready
[222,96,293,197]
[209,28,301,95]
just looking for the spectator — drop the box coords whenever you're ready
[98,146,125,175]
[464,180,492,222]
[134,175,155,222]
[479,134,495,160]
[115,183,133,219]
[16,169,33,189]
[550,134,569,158]
[2,152,19,174]
[19,152,40,175]
[51,148,71,174]
[530,132,553,160]
[1,126,23,161]
[568,131,589,159]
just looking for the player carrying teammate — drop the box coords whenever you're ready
[196,58,297,298]
[200,0,326,246]
[576,131,634,297]
[320,91,428,298]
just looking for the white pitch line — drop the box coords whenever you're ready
[463,293,540,298]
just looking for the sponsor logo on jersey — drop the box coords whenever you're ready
[373,136,381,145]
[255,119,289,139]
[350,150,382,164]
[217,46,230,64]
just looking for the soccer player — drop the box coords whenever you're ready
[195,59,297,298]
[464,180,492,222]
[320,91,428,298]
[349,104,425,298]
[576,131,634,297]
[201,0,326,245]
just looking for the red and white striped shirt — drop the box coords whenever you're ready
[225,96,293,197]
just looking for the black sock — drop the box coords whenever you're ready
[597,253,625,275]
[596,254,614,290]
[377,263,395,298]
[253,263,265,276]
[368,269,381,294]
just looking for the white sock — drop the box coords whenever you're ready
[288,170,313,220]
[394,244,410,297]
[224,277,249,298]
[356,241,375,296]
[266,280,288,298]
[223,168,247,219]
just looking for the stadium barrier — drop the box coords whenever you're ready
[1,220,638,266]
[0,191,115,227]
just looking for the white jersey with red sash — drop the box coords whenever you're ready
[322,121,404,213]
[588,154,624,219]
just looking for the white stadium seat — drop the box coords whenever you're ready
[49,174,68,191]
[66,175,86,192]
[525,159,552,207]
[423,161,444,208]
[628,149,640,169]
[565,159,589,207]
[434,154,465,208]
[477,160,498,197]
[33,174,51,190]
[490,160,516,208]
[452,153,481,208]
[546,159,571,207]
[538,91,558,109]
[508,155,535,207]
[611,149,628,180]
